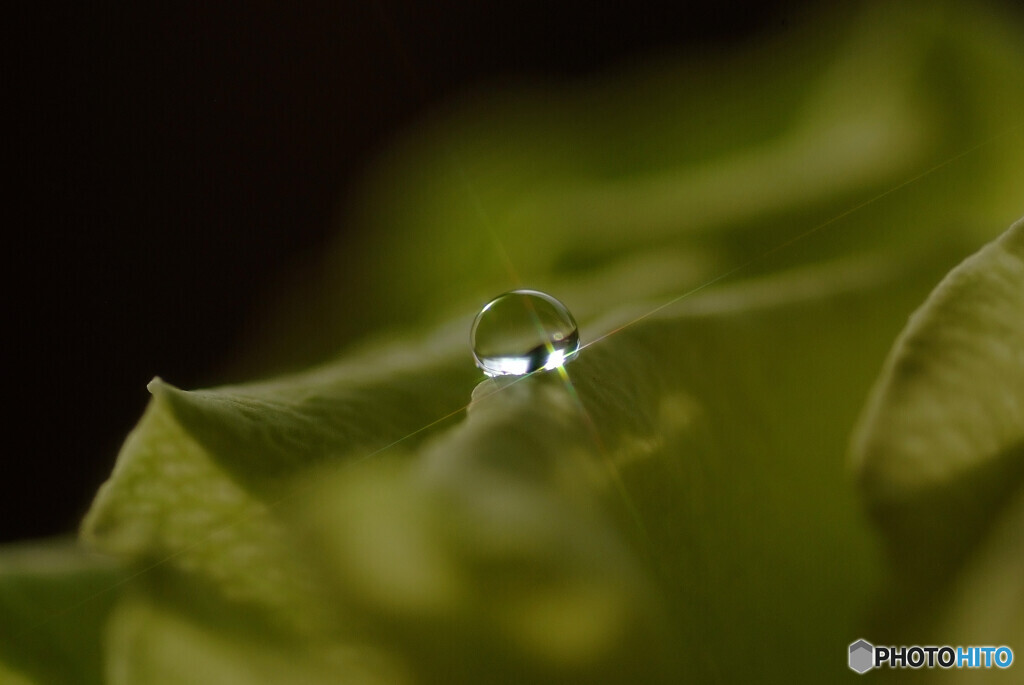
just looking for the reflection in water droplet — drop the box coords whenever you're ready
[471,289,580,377]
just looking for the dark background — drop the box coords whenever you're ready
[6,1,810,543]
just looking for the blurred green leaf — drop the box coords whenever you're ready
[102,581,410,685]
[236,1,1024,377]
[81,247,958,683]
[851,217,1024,640]
[0,540,122,685]
[292,252,960,683]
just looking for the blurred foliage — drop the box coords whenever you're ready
[237,0,1024,377]
[3,1,1024,683]
[851,218,1024,663]
[0,541,121,685]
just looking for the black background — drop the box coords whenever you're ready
[7,1,813,542]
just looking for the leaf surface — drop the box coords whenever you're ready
[0,540,122,685]
[852,217,1024,638]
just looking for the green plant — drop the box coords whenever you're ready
[3,2,1023,683]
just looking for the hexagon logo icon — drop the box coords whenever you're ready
[849,639,874,674]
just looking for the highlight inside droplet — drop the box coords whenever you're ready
[470,289,580,377]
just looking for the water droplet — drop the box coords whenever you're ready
[471,289,580,377]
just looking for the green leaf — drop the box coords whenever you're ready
[80,337,480,682]
[0,540,122,685]
[851,216,1024,637]
[81,247,957,683]
[102,583,410,685]
[3,2,1020,682]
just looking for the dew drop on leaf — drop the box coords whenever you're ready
[471,289,580,377]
